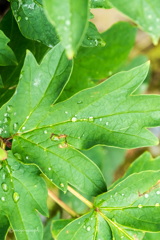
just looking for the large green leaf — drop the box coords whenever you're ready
[0,30,17,66]
[60,22,136,100]
[0,43,106,196]
[56,170,158,239]
[10,0,59,47]
[95,171,160,232]
[108,0,160,44]
[43,0,89,58]
[32,62,160,150]
[0,151,48,240]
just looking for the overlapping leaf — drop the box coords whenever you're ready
[0,43,106,196]
[60,22,136,99]
[0,151,48,240]
[10,0,59,47]
[107,0,160,44]
[57,170,160,239]
[0,30,17,66]
[43,0,90,58]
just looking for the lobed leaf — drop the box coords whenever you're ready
[0,151,48,240]
[0,30,17,66]
[10,0,59,47]
[43,0,90,58]
[108,0,160,44]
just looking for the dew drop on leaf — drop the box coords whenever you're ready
[71,117,77,122]
[77,100,83,104]
[1,183,8,192]
[156,191,160,195]
[6,105,13,113]
[48,167,51,171]
[138,204,143,208]
[13,192,20,203]
[44,130,47,134]
[155,203,160,207]
[60,183,64,187]
[13,122,19,130]
[86,226,91,231]
[1,196,5,202]
[144,193,149,198]
[88,117,94,122]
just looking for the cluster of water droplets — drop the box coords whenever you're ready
[0,164,20,203]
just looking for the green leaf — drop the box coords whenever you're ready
[82,22,106,48]
[37,62,160,150]
[108,0,160,44]
[95,170,160,232]
[143,232,160,240]
[111,152,160,189]
[10,0,59,47]
[0,148,7,161]
[0,30,17,66]
[43,0,90,58]
[60,22,136,100]
[0,75,3,88]
[57,211,112,240]
[91,0,111,8]
[0,43,106,196]
[52,219,73,238]
[0,151,48,240]
[0,215,9,240]
[0,10,49,107]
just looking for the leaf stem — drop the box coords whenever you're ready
[67,186,93,208]
[48,189,78,218]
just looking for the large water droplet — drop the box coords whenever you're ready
[1,183,8,192]
[88,117,94,122]
[44,130,47,134]
[71,117,77,122]
[13,192,20,203]
[86,226,91,231]
[6,105,13,113]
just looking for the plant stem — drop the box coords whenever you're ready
[48,189,78,218]
[67,186,93,208]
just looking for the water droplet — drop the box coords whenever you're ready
[17,16,21,22]
[66,20,70,26]
[13,122,18,130]
[44,130,47,134]
[48,167,51,171]
[6,105,13,113]
[138,204,143,208]
[4,113,9,117]
[71,117,77,122]
[65,111,68,114]
[2,173,5,180]
[121,193,125,196]
[3,117,10,124]
[25,17,28,20]
[22,126,26,130]
[26,116,29,119]
[106,122,109,125]
[86,226,91,231]
[88,117,94,122]
[77,101,83,104]
[60,183,64,187]
[99,118,102,121]
[1,183,8,192]
[155,203,160,207]
[14,112,17,115]
[6,165,11,173]
[144,193,149,198]
[26,156,29,159]
[13,192,20,203]
[156,191,160,195]
[78,221,81,224]
[1,196,5,202]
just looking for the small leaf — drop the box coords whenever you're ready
[52,219,73,238]
[43,0,90,58]
[0,30,17,66]
[108,0,160,44]
[0,148,7,161]
[10,0,59,47]
[0,151,48,240]
[82,22,106,48]
[91,0,111,8]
